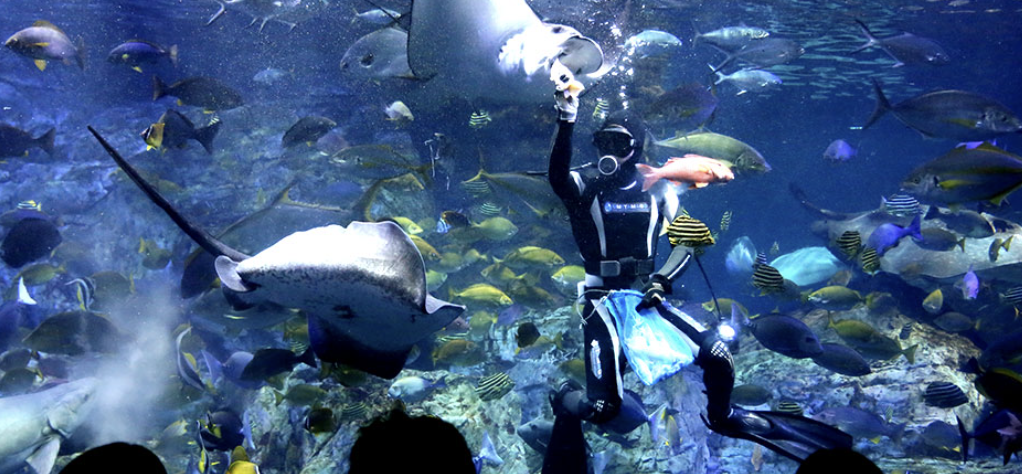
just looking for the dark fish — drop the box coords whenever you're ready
[859,248,880,275]
[141,110,221,154]
[666,215,715,248]
[853,20,950,67]
[865,80,1022,140]
[282,116,337,148]
[913,227,964,252]
[957,409,1022,465]
[305,406,337,434]
[989,236,1013,262]
[711,38,803,73]
[814,406,904,442]
[933,312,975,333]
[517,419,554,455]
[881,194,921,217]
[923,381,968,408]
[898,324,913,340]
[974,368,1022,412]
[835,230,862,259]
[731,383,772,406]
[924,207,995,238]
[645,83,719,127]
[775,400,803,416]
[107,40,178,72]
[0,125,55,158]
[23,310,122,355]
[200,410,250,452]
[751,263,785,293]
[736,311,823,358]
[978,329,1022,371]
[811,343,871,376]
[474,372,515,401]
[517,322,541,348]
[0,348,33,371]
[152,75,243,111]
[4,20,83,70]
[0,367,38,395]
[239,347,317,382]
[921,420,960,452]
[902,143,1022,206]
[2,218,64,269]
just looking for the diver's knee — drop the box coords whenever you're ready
[697,336,734,373]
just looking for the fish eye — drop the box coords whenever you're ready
[552,26,564,33]
[360,53,374,66]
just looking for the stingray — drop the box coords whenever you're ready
[791,184,1022,286]
[343,0,605,104]
[88,127,464,379]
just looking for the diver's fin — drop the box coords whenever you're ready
[704,408,853,462]
[542,413,587,474]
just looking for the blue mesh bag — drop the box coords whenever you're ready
[603,290,694,385]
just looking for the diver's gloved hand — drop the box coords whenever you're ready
[637,274,670,310]
[551,60,581,123]
[554,88,578,123]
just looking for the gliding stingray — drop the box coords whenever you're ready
[88,127,464,379]
[342,0,605,104]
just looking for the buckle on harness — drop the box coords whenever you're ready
[599,260,621,277]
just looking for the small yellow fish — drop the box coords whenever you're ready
[409,234,440,260]
[390,216,423,235]
[449,283,513,306]
[922,288,943,315]
[502,246,565,269]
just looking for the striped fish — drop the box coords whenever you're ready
[479,202,502,216]
[469,110,492,129]
[752,263,785,293]
[754,252,767,267]
[474,373,515,401]
[775,400,803,416]
[666,215,715,247]
[593,98,611,121]
[720,210,732,233]
[859,247,880,275]
[836,230,862,260]
[339,402,369,420]
[882,194,921,217]
[1001,286,1022,305]
[461,180,491,196]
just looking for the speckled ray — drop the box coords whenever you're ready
[88,127,464,379]
[406,0,604,104]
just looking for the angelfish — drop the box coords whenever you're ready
[88,127,464,379]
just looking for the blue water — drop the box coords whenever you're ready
[2,0,1022,472]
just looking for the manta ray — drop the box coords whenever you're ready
[88,127,464,379]
[341,0,605,104]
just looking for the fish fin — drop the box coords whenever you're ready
[169,44,179,67]
[635,163,658,191]
[34,59,47,71]
[214,256,254,293]
[957,238,966,252]
[27,438,60,474]
[863,79,890,130]
[132,66,143,73]
[903,344,918,364]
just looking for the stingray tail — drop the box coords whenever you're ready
[87,126,249,262]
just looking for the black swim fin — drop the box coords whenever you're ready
[704,407,853,462]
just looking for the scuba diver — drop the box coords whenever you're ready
[542,75,852,473]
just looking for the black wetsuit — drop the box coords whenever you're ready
[547,118,735,429]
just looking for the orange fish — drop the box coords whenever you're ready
[635,154,734,191]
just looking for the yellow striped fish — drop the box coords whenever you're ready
[752,263,785,293]
[859,247,880,275]
[836,230,862,260]
[719,210,732,233]
[666,215,715,247]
